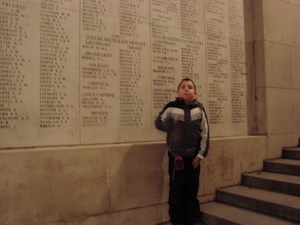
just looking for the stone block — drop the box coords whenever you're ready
[266,134,293,159]
[289,0,300,6]
[202,136,266,195]
[256,87,267,134]
[264,0,300,47]
[293,133,300,147]
[291,47,300,90]
[265,42,291,89]
[110,143,168,211]
[255,41,266,88]
[0,151,35,224]
[243,0,254,43]
[245,42,257,134]
[253,0,264,41]
[161,202,170,223]
[292,90,300,133]
[266,88,294,134]
[0,147,110,224]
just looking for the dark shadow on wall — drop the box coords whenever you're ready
[109,143,168,212]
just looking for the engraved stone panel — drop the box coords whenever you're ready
[205,0,247,136]
[0,0,248,148]
[151,0,207,140]
[80,0,151,143]
[0,1,80,147]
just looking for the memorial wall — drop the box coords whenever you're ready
[0,0,247,148]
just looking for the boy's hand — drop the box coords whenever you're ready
[192,156,201,169]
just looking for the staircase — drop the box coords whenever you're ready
[200,147,300,225]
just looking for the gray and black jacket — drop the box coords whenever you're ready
[155,97,209,159]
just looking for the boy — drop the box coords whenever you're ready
[155,78,209,225]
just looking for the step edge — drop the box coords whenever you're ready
[216,191,300,222]
[264,159,300,165]
[201,202,299,225]
[217,186,300,209]
[242,172,300,184]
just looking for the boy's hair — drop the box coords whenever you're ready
[177,78,196,91]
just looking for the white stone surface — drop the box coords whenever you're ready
[244,0,254,43]
[0,146,110,224]
[255,40,266,88]
[291,47,300,90]
[245,42,257,134]
[256,87,267,134]
[292,90,300,133]
[202,136,266,194]
[253,0,300,146]
[263,0,300,47]
[109,143,168,211]
[264,42,292,88]
[0,1,81,147]
[252,0,264,41]
[0,0,249,148]
[266,88,294,134]
[267,134,293,159]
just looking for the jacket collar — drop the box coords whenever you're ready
[175,97,197,106]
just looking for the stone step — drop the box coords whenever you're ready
[216,185,300,223]
[282,147,300,160]
[264,158,300,176]
[242,171,300,196]
[200,202,298,225]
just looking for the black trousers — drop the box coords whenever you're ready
[168,152,201,225]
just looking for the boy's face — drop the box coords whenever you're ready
[177,80,197,103]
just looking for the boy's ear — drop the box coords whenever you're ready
[176,90,180,96]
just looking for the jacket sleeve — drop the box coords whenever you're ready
[197,107,210,159]
[154,106,174,132]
